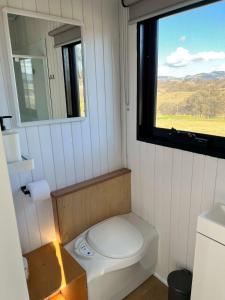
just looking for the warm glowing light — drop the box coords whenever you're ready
[53,240,66,289]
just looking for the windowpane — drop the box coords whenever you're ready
[62,42,84,118]
[74,43,85,117]
[13,57,50,122]
[156,0,225,137]
[20,59,36,110]
[62,47,73,116]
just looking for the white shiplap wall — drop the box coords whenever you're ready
[126,24,225,283]
[0,0,122,254]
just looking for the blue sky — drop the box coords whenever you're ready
[158,0,225,77]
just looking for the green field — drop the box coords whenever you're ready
[156,115,225,137]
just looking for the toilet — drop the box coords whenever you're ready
[65,212,158,300]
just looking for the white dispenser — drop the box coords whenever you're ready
[1,116,22,163]
[3,131,22,163]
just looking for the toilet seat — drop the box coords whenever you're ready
[65,212,158,287]
[87,216,144,259]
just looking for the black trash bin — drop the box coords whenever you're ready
[167,269,192,300]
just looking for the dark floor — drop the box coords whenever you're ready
[124,276,168,300]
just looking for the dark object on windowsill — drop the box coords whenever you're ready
[21,186,31,196]
[0,115,12,131]
[121,0,129,7]
[167,269,192,300]
[169,127,208,146]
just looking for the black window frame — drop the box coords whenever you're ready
[137,0,225,159]
[62,41,81,118]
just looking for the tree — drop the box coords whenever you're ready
[178,91,206,117]
[178,87,224,118]
[159,102,178,115]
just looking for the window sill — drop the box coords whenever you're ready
[137,135,225,159]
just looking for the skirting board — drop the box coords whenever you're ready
[154,272,168,287]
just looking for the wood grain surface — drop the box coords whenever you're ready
[52,168,131,244]
[25,242,87,300]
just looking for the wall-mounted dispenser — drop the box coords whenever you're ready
[0,116,35,173]
[1,116,34,174]
[1,115,22,163]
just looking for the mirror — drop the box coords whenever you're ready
[7,13,86,124]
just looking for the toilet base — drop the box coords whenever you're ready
[88,260,156,300]
[88,232,158,300]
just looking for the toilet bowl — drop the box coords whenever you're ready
[64,212,158,300]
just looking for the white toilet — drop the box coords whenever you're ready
[65,212,158,300]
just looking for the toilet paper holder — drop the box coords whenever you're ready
[21,186,30,196]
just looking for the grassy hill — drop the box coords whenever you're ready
[156,72,225,137]
[157,77,225,107]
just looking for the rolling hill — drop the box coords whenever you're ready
[157,71,225,108]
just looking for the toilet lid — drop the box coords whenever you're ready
[87,216,144,259]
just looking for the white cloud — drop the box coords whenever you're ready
[158,65,173,76]
[166,47,225,68]
[215,63,225,71]
[179,35,186,42]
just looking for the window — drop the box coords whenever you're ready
[62,41,85,118]
[20,58,36,111]
[137,0,225,158]
[13,57,50,122]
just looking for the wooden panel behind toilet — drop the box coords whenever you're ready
[51,168,131,245]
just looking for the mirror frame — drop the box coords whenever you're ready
[2,7,87,127]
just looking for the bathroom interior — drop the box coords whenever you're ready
[1,0,225,299]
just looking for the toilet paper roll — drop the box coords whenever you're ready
[27,180,50,202]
